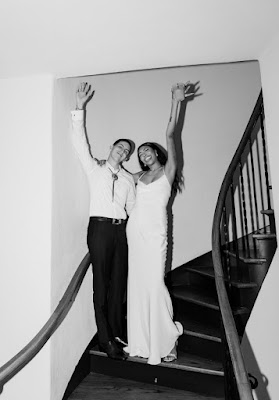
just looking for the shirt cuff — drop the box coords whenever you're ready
[71,110,84,121]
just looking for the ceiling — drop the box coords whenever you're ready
[1,0,278,79]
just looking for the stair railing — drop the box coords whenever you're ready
[212,90,271,400]
[0,253,91,392]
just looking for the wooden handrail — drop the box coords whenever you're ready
[0,252,91,390]
[212,91,263,400]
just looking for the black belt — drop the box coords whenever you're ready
[90,216,126,225]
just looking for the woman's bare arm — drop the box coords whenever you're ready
[164,83,192,185]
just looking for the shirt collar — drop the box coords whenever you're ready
[106,161,121,174]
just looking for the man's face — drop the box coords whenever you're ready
[110,140,131,163]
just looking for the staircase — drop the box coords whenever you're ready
[89,257,226,397]
[84,212,275,399]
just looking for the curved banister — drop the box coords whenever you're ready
[0,252,91,390]
[212,91,263,400]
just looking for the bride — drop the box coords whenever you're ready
[124,82,192,365]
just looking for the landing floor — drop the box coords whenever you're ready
[67,372,224,400]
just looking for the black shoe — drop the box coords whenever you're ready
[114,336,128,348]
[99,340,127,361]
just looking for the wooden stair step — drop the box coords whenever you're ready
[171,252,214,273]
[230,280,257,289]
[252,232,276,240]
[225,249,266,264]
[90,346,224,376]
[171,285,219,310]
[167,264,216,287]
[89,347,225,397]
[185,251,214,267]
[179,265,257,289]
[171,285,249,315]
[185,265,215,278]
[67,372,225,400]
[179,317,221,343]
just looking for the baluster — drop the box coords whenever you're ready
[223,204,231,286]
[230,179,240,267]
[260,108,272,233]
[255,132,266,231]
[248,138,259,254]
[249,138,260,232]
[239,160,250,258]
[236,175,245,252]
[244,153,255,237]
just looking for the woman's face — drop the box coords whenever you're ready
[138,145,157,166]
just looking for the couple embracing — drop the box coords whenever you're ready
[71,81,191,365]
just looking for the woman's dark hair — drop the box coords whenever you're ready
[137,142,182,194]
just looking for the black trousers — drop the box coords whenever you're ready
[87,217,128,346]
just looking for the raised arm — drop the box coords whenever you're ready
[76,82,94,111]
[164,83,191,185]
[71,82,97,174]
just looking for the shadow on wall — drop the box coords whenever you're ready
[242,333,271,400]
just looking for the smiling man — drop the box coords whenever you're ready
[71,82,136,361]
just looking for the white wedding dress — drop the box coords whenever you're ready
[124,172,183,365]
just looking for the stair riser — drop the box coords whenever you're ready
[234,313,249,338]
[247,262,271,287]
[236,237,277,259]
[254,238,277,259]
[178,334,222,362]
[167,269,217,295]
[230,286,257,310]
[173,298,221,329]
[165,270,191,287]
[224,256,255,282]
[90,354,225,397]
[174,297,247,339]
[174,272,217,295]
[269,217,276,234]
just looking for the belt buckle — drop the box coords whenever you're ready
[112,218,121,225]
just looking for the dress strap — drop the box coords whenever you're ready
[138,171,147,181]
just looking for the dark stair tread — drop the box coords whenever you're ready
[230,280,257,289]
[178,265,257,289]
[168,264,215,286]
[186,251,214,267]
[252,232,276,240]
[186,265,215,278]
[90,346,224,376]
[179,317,221,342]
[170,252,214,272]
[69,372,225,400]
[171,285,219,310]
[225,249,266,264]
[171,285,249,315]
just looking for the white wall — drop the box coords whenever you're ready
[241,34,279,400]
[0,76,53,400]
[51,80,96,400]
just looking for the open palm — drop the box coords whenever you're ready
[76,82,94,109]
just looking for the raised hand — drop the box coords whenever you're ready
[171,81,195,102]
[76,82,94,110]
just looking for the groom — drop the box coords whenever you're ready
[71,82,136,361]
